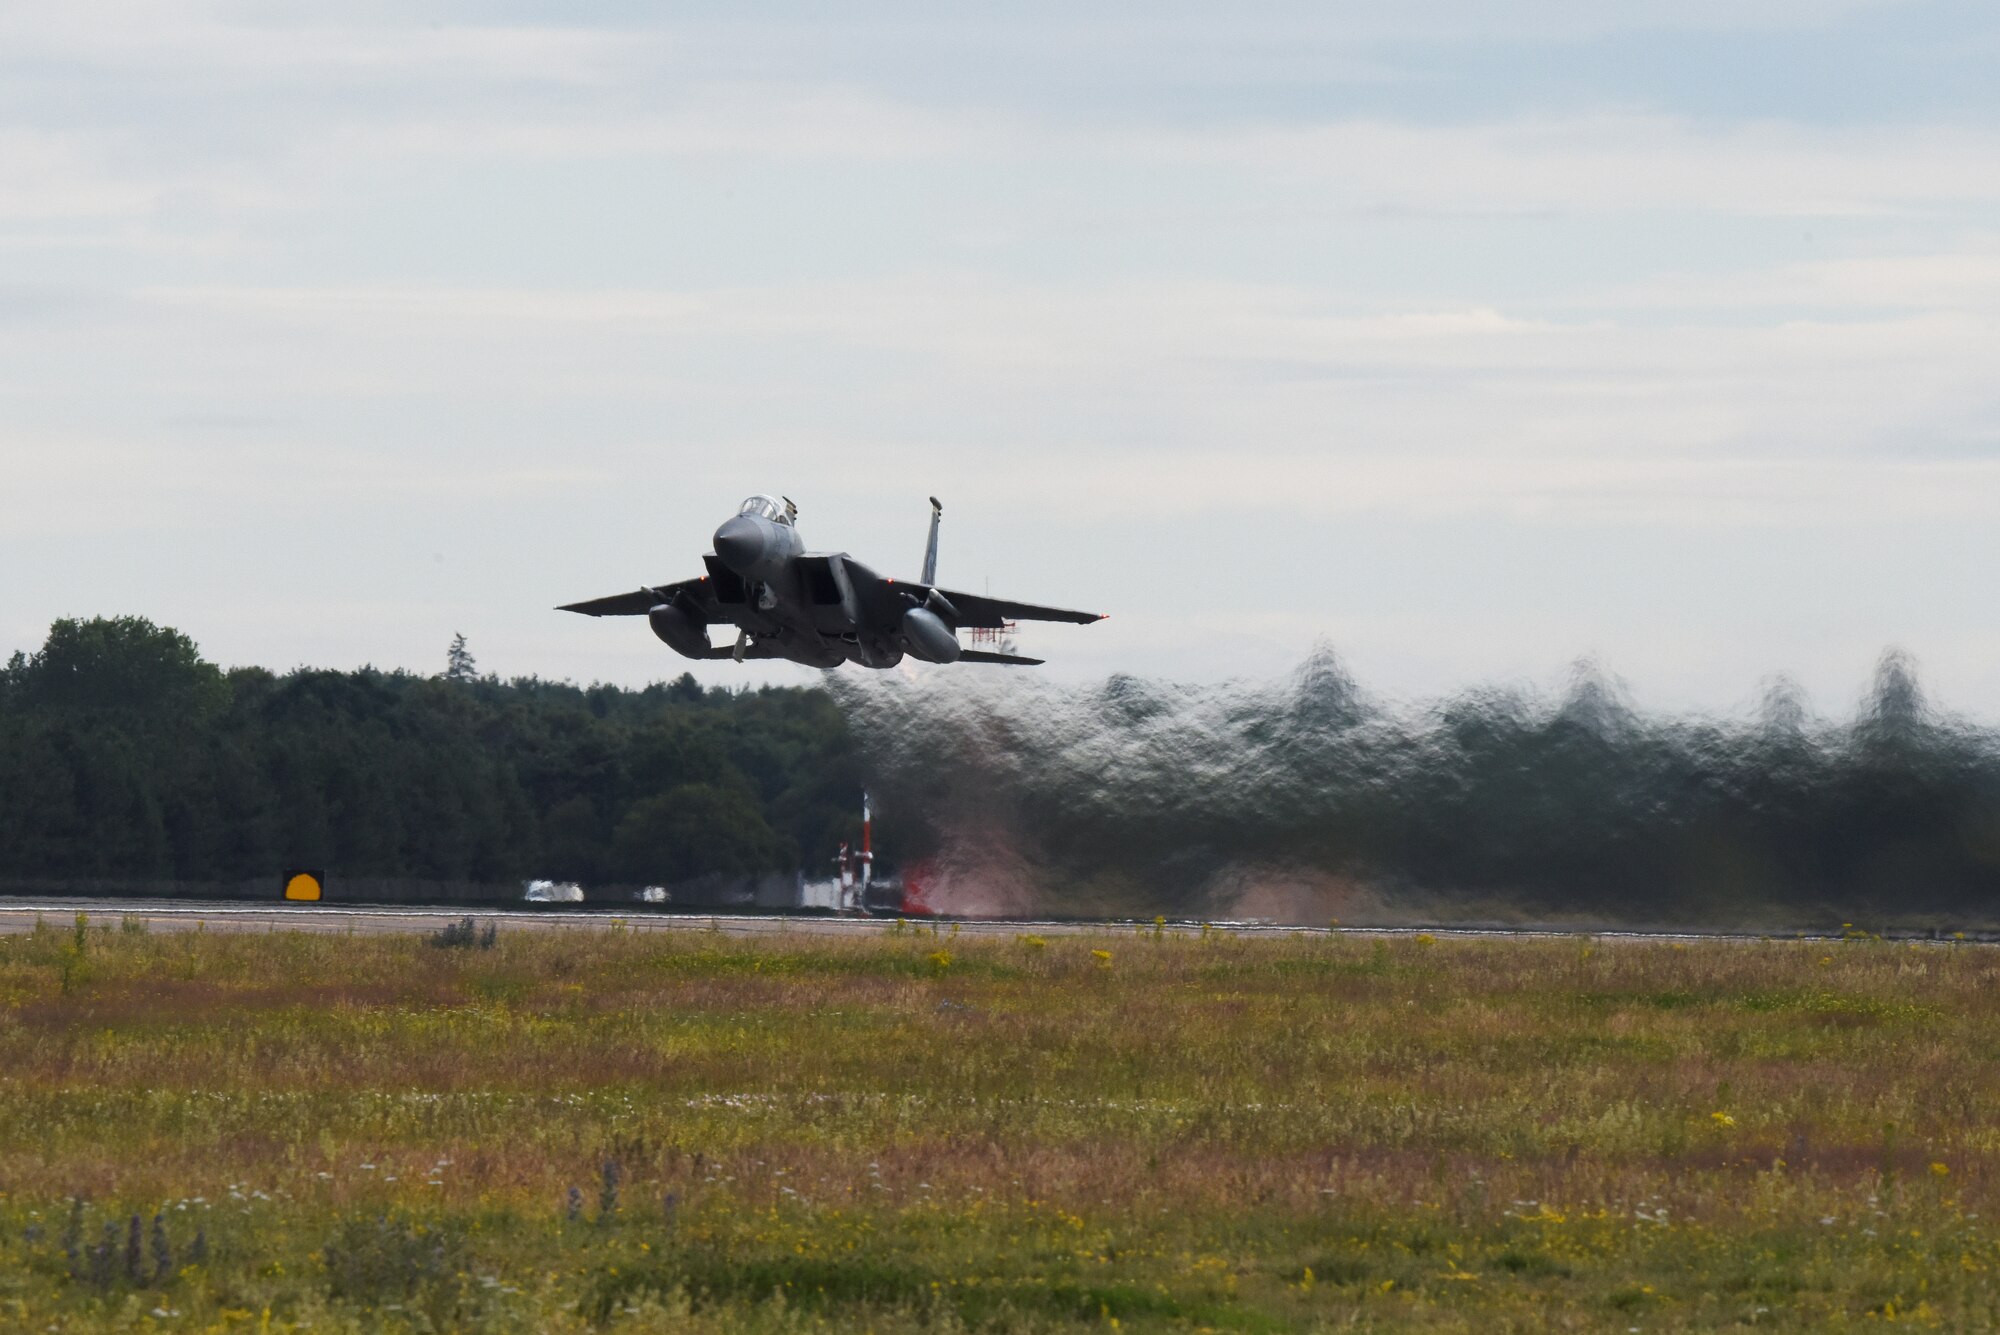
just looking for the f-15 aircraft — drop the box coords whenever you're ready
[559,495,1103,668]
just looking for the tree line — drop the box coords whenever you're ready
[844,647,2000,925]
[0,617,865,887]
[18,616,1993,925]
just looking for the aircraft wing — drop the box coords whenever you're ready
[557,579,706,617]
[930,587,1104,628]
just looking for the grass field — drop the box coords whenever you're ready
[2,915,1998,1331]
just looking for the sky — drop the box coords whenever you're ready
[5,0,2000,716]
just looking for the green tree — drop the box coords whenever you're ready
[0,617,862,889]
[613,784,790,882]
[0,650,24,711]
[445,633,477,682]
[541,796,606,882]
[15,617,226,721]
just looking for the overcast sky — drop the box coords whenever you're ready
[5,1,1999,714]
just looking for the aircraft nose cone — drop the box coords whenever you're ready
[713,516,766,573]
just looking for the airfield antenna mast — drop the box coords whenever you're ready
[967,621,1019,656]
[966,570,1019,653]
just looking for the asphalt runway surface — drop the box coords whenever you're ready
[0,899,1032,939]
[0,897,1970,945]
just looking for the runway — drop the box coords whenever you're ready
[0,897,1973,945]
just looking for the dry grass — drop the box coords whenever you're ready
[1,915,1998,1330]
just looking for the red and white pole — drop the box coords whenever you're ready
[858,789,874,907]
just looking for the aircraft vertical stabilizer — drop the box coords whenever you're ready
[921,496,942,584]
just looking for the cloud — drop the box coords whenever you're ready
[0,2,1917,89]
[1111,115,2000,217]
[0,433,614,537]
[0,131,161,221]
[351,85,982,162]
[0,264,1958,538]
[67,105,2000,253]
[1592,246,2000,312]
[0,5,647,86]
[2,1,1997,705]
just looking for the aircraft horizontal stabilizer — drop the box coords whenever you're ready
[958,649,1046,666]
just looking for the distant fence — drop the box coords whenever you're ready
[0,872,806,910]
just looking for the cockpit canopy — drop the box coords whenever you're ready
[737,494,793,526]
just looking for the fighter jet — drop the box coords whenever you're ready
[558,495,1103,668]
